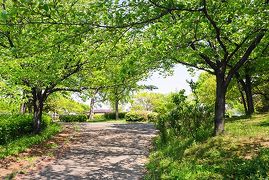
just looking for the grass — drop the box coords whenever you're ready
[0,123,62,159]
[146,113,269,179]
[88,118,127,123]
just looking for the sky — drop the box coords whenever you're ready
[140,64,200,95]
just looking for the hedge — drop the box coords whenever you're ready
[0,114,51,145]
[125,111,149,122]
[125,111,159,122]
[104,112,127,120]
[59,114,87,122]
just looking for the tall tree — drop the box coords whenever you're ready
[110,0,268,135]
[0,0,121,133]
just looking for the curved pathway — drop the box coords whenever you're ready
[18,123,157,180]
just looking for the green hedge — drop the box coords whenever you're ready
[0,114,51,145]
[125,111,149,122]
[59,114,87,122]
[104,112,127,120]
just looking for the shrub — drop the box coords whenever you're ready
[93,114,105,121]
[148,112,159,122]
[59,114,87,122]
[156,90,214,142]
[0,123,61,158]
[125,111,149,122]
[104,112,127,120]
[0,114,52,145]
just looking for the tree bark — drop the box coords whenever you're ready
[32,88,45,134]
[115,99,119,120]
[88,97,95,120]
[245,73,254,115]
[238,87,248,115]
[20,103,27,114]
[88,88,99,120]
[214,73,227,136]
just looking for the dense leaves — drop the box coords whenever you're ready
[0,114,51,145]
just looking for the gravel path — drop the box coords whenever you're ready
[18,123,157,180]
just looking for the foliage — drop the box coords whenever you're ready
[0,114,51,145]
[0,98,19,113]
[147,112,159,122]
[104,112,127,120]
[125,111,149,122]
[44,93,89,114]
[130,92,168,113]
[0,123,61,159]
[196,72,245,116]
[146,113,269,179]
[59,114,87,122]
[158,90,214,141]
[110,0,269,134]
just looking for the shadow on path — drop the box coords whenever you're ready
[18,123,157,180]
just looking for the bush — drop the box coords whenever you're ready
[104,112,127,120]
[147,112,159,122]
[93,114,105,121]
[156,90,214,142]
[0,123,61,158]
[125,111,149,122]
[0,114,52,145]
[59,114,87,122]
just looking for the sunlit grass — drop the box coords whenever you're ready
[146,113,269,179]
[88,118,127,123]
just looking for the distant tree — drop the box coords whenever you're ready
[131,92,167,113]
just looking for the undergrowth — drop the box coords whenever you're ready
[146,113,269,179]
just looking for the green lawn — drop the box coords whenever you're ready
[87,118,127,123]
[146,113,269,179]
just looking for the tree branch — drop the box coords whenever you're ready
[226,30,266,85]
[189,42,217,70]
[172,57,214,74]
[202,0,228,59]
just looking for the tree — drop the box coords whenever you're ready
[112,0,268,135]
[131,92,167,113]
[0,0,121,133]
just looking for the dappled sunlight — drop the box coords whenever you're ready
[17,123,157,179]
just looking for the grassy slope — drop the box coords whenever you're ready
[146,113,269,179]
[0,123,62,159]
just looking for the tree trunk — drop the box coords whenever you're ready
[115,99,119,120]
[239,88,248,115]
[20,103,27,114]
[245,73,254,115]
[236,79,248,115]
[214,74,227,136]
[88,88,99,120]
[88,97,95,120]
[32,89,45,134]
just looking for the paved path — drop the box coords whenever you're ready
[18,123,157,180]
